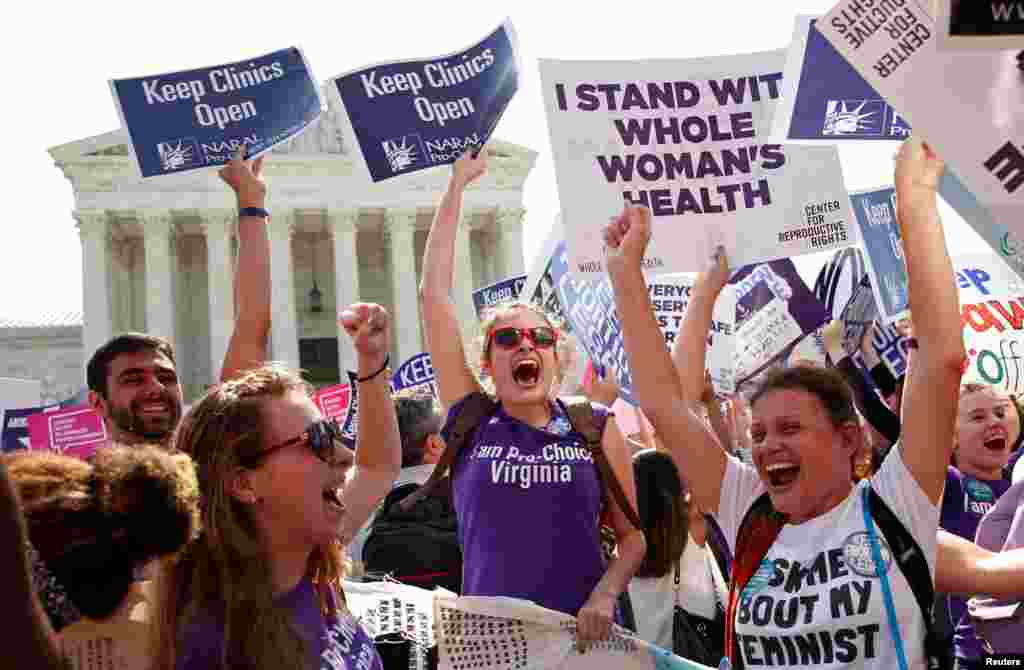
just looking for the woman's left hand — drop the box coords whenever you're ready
[340,303,391,361]
[576,592,616,650]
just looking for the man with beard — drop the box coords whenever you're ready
[85,146,271,447]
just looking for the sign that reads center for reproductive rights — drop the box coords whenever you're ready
[111,47,323,178]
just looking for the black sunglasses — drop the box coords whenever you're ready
[488,326,558,350]
[250,419,351,467]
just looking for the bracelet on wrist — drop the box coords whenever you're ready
[356,353,390,383]
[238,207,270,219]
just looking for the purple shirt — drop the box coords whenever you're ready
[176,577,383,670]
[938,466,1012,661]
[445,396,608,616]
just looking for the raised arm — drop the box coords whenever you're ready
[894,138,967,505]
[420,151,487,408]
[1,459,67,670]
[604,206,728,516]
[218,147,271,383]
[336,304,402,543]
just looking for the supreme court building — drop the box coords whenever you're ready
[7,111,536,402]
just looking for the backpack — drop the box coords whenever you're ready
[398,392,643,628]
[725,488,948,670]
[362,477,462,594]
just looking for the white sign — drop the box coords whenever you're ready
[819,1,1024,250]
[538,51,855,276]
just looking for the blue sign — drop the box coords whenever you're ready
[111,47,323,178]
[331,21,519,182]
[777,18,910,141]
[391,353,438,396]
[851,187,909,322]
[2,405,56,453]
[473,274,527,319]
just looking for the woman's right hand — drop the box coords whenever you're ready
[451,148,488,191]
[602,205,651,274]
[697,245,730,297]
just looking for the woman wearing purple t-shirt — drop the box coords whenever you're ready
[420,149,645,645]
[939,384,1015,669]
[151,303,401,670]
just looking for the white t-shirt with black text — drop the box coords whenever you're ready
[717,448,939,669]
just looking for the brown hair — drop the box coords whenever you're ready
[152,364,345,670]
[8,445,198,622]
[632,450,689,579]
[87,333,176,399]
[749,365,858,427]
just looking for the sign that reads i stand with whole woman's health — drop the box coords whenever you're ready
[538,51,856,277]
[329,20,519,183]
[110,48,323,178]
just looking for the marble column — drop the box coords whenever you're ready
[496,207,527,279]
[140,209,176,347]
[203,211,235,382]
[327,209,360,375]
[268,211,301,369]
[453,212,478,331]
[385,209,423,365]
[75,209,113,371]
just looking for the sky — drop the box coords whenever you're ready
[0,0,993,323]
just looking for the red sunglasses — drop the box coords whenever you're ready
[488,326,558,350]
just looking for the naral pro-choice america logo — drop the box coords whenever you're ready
[156,138,203,172]
[382,134,426,173]
[822,100,886,136]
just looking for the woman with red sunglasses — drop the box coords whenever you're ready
[420,149,645,647]
[151,303,401,670]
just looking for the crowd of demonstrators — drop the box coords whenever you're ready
[418,149,646,646]
[607,137,965,669]
[153,303,400,670]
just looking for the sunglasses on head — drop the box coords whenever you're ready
[250,419,351,467]
[488,326,558,350]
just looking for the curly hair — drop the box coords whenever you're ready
[7,445,199,624]
[153,364,345,670]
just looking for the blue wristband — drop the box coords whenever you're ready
[238,207,269,219]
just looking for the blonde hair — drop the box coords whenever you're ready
[474,300,573,394]
[152,364,345,670]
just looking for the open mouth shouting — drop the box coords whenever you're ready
[983,433,1008,453]
[512,359,542,388]
[764,461,800,490]
[323,484,346,515]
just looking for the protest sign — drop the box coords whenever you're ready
[391,353,439,397]
[1,405,58,453]
[111,48,322,178]
[840,275,914,381]
[26,405,108,459]
[343,580,440,670]
[313,374,359,446]
[772,16,911,142]
[850,186,909,322]
[435,595,712,670]
[956,252,1024,392]
[818,2,1024,251]
[731,260,831,388]
[330,20,519,182]
[545,239,735,403]
[538,51,855,275]
[814,247,868,320]
[473,274,527,318]
[937,0,1024,50]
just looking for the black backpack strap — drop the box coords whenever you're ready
[867,488,933,618]
[560,396,642,530]
[399,392,497,512]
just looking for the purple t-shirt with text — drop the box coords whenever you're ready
[939,466,1012,661]
[445,396,608,616]
[176,577,383,670]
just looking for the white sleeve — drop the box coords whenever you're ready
[870,445,941,577]
[1013,455,1024,485]
[716,455,767,556]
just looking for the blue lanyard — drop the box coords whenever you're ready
[861,486,908,670]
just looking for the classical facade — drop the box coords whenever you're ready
[16,112,536,401]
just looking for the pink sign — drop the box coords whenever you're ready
[314,384,352,422]
[27,404,109,460]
